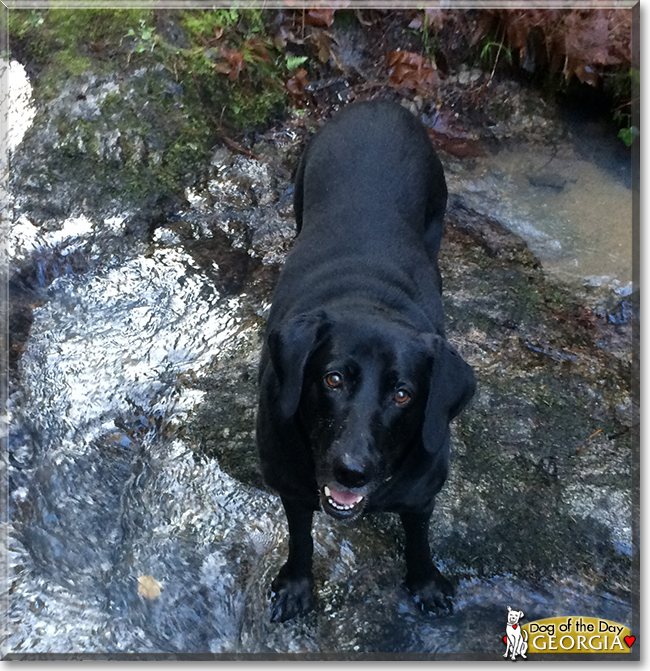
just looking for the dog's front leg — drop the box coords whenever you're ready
[400,510,454,615]
[270,497,315,622]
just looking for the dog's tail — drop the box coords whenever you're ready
[523,629,528,641]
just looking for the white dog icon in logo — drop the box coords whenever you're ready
[503,606,528,660]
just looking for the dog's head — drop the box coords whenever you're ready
[507,606,525,625]
[267,310,475,520]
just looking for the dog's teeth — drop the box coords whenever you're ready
[324,490,365,513]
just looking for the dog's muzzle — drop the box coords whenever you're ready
[320,485,367,520]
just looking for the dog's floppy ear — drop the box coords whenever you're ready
[421,334,476,455]
[267,310,328,419]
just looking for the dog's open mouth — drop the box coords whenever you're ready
[321,485,366,519]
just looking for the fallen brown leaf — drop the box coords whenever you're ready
[386,50,436,92]
[286,68,310,103]
[305,9,336,27]
[427,109,486,158]
[245,38,271,63]
[213,62,233,76]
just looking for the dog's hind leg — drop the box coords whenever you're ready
[400,510,454,615]
[270,497,315,622]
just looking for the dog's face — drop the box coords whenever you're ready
[507,607,524,625]
[300,318,432,520]
[268,311,475,521]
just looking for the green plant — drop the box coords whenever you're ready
[180,9,240,38]
[409,11,437,65]
[8,9,44,38]
[610,68,639,146]
[285,55,308,70]
[420,12,436,62]
[480,39,513,68]
[480,35,513,86]
[125,19,156,54]
[618,126,639,147]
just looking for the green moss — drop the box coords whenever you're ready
[166,10,288,131]
[8,9,44,39]
[11,8,291,137]
[226,79,286,130]
[180,8,241,37]
[9,9,151,65]
[49,50,93,77]
[10,9,296,207]
[48,9,150,46]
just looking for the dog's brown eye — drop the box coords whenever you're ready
[324,372,343,389]
[395,389,411,404]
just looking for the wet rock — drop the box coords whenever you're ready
[446,196,538,267]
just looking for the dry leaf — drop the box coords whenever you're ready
[138,575,162,600]
[469,8,632,88]
[309,30,334,64]
[215,48,246,81]
[213,62,232,76]
[427,109,486,158]
[386,51,436,92]
[424,9,447,32]
[286,68,310,103]
[564,10,612,68]
[305,9,336,28]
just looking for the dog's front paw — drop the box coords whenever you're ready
[270,570,315,622]
[406,571,455,616]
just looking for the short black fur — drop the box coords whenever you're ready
[257,100,476,622]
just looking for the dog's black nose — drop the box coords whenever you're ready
[333,452,373,489]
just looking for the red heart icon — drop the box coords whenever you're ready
[503,636,507,644]
[513,624,518,629]
[624,636,636,648]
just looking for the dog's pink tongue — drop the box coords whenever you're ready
[329,488,362,506]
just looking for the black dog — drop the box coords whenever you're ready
[257,100,475,622]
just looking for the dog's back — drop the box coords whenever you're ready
[294,100,447,247]
[271,100,448,333]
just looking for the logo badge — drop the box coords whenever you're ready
[503,606,528,660]
[502,610,635,657]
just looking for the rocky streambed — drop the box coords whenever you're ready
[2,49,637,659]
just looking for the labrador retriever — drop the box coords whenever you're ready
[257,100,475,622]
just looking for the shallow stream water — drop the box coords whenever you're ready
[447,122,633,287]
[3,62,636,658]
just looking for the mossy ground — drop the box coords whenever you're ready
[9,8,293,210]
